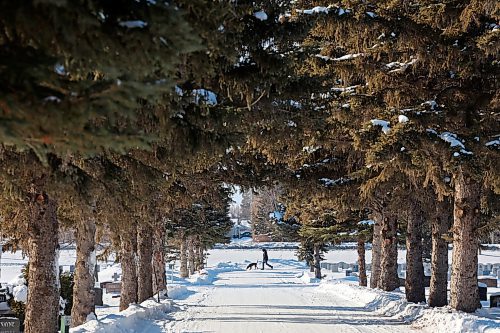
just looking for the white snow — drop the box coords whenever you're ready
[13,285,27,303]
[371,119,391,134]
[302,145,320,153]
[385,57,418,73]
[422,100,438,110]
[301,6,329,15]
[118,20,148,28]
[192,89,218,105]
[486,139,500,147]
[1,245,497,333]
[316,53,364,61]
[439,132,465,148]
[71,299,173,333]
[254,10,268,21]
[398,115,409,123]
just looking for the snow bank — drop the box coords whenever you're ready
[167,285,189,299]
[13,285,27,303]
[319,281,500,333]
[296,271,320,284]
[71,299,173,333]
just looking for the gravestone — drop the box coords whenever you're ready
[423,275,431,287]
[60,315,71,333]
[339,262,348,269]
[490,293,500,308]
[0,317,20,333]
[423,263,432,277]
[0,294,7,303]
[345,270,352,277]
[100,281,112,289]
[478,277,497,288]
[105,282,121,293]
[366,263,371,271]
[331,263,339,272]
[112,272,119,282]
[497,269,500,279]
[69,265,75,273]
[94,288,103,306]
[350,264,359,273]
[478,282,487,301]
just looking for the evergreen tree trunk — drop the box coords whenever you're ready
[313,244,321,279]
[188,236,195,276]
[450,166,480,312]
[378,214,399,291]
[405,203,425,303]
[25,193,60,333]
[152,227,166,295]
[71,217,96,327]
[193,238,201,271]
[429,198,451,307]
[357,238,367,287]
[370,214,382,288]
[137,222,153,303]
[197,245,204,270]
[179,238,188,278]
[120,225,138,311]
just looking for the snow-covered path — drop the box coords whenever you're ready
[166,265,422,333]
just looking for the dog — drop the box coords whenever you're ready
[246,262,258,270]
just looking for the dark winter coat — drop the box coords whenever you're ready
[262,249,268,261]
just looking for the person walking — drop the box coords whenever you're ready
[261,248,273,270]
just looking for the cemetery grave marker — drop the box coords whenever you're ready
[0,317,20,333]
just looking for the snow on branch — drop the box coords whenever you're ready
[370,119,391,134]
[319,177,351,187]
[315,53,364,61]
[254,10,268,21]
[385,56,418,73]
[119,20,148,28]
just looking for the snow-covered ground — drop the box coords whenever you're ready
[1,244,499,332]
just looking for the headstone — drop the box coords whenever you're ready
[331,263,339,272]
[112,272,119,282]
[350,264,359,273]
[345,270,352,277]
[497,269,500,279]
[69,265,75,273]
[490,293,500,308]
[423,263,432,277]
[100,281,112,289]
[60,315,71,333]
[478,283,487,301]
[105,282,121,293]
[339,262,348,269]
[0,294,7,303]
[94,288,103,306]
[0,317,20,333]
[423,275,431,287]
[478,277,497,288]
[95,265,100,272]
[366,263,371,271]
